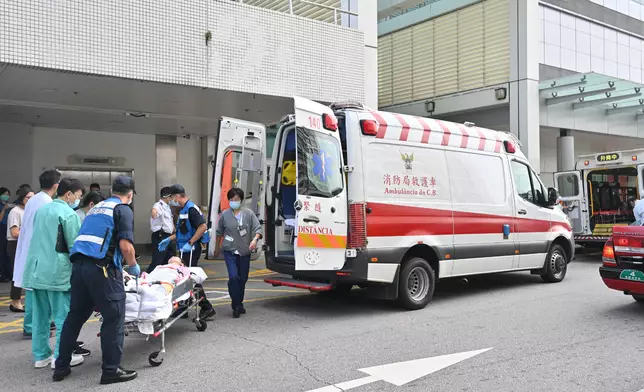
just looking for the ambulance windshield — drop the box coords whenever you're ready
[296,127,343,198]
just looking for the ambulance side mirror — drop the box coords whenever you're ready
[547,188,558,206]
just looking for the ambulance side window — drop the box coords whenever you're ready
[510,160,535,204]
[296,127,343,198]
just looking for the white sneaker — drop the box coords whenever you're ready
[34,356,53,369]
[51,354,84,369]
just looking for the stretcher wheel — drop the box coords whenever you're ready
[196,319,207,332]
[148,351,163,367]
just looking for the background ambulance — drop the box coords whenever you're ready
[555,149,644,247]
[208,97,574,310]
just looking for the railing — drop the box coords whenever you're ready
[234,0,359,28]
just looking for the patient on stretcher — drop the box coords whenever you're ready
[141,257,190,294]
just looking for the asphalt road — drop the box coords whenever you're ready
[1,252,643,392]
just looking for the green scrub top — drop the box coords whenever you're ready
[22,199,81,291]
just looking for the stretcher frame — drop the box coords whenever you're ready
[97,249,208,367]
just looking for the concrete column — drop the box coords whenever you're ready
[509,0,540,171]
[557,129,575,172]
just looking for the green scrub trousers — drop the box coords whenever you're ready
[23,289,33,334]
[32,290,70,361]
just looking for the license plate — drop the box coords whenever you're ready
[619,269,644,282]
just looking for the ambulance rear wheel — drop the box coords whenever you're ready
[398,257,435,310]
[540,244,568,283]
[632,294,644,304]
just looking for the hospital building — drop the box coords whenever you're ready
[378,0,644,187]
[0,0,377,245]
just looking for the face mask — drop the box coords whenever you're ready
[69,198,80,209]
[229,201,241,210]
[169,199,180,207]
[0,195,8,202]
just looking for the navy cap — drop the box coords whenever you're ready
[112,176,136,194]
[169,184,186,195]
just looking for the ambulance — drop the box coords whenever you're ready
[555,150,644,247]
[207,97,574,310]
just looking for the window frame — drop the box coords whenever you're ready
[510,159,547,207]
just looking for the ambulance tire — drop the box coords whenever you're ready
[397,257,435,310]
[540,244,568,283]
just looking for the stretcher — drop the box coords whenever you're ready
[96,250,209,367]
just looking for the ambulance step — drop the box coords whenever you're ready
[264,277,333,292]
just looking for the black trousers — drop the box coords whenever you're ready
[6,241,22,300]
[147,231,174,273]
[56,259,125,373]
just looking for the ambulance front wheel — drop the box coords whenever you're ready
[540,244,568,283]
[397,257,435,310]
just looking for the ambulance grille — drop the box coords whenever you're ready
[348,203,367,249]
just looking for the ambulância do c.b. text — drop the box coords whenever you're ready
[207,97,574,310]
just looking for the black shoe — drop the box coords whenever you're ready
[232,308,241,318]
[238,307,246,315]
[9,304,25,313]
[76,341,84,348]
[200,307,216,320]
[100,367,138,385]
[52,367,71,382]
[74,346,91,356]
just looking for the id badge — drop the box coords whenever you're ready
[239,228,247,237]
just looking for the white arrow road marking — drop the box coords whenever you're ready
[205,290,230,301]
[304,348,493,392]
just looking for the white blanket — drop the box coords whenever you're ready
[124,267,208,324]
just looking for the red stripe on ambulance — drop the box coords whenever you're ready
[436,120,451,146]
[394,114,411,142]
[457,124,470,149]
[416,117,432,144]
[370,111,388,139]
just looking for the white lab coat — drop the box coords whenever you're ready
[12,191,52,288]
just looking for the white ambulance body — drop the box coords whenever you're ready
[208,97,574,309]
[555,149,644,246]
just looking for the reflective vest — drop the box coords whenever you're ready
[176,200,209,250]
[71,197,124,269]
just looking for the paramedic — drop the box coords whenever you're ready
[53,176,140,385]
[157,184,215,320]
[14,169,61,338]
[214,187,262,318]
[634,197,644,224]
[76,191,105,222]
[147,186,175,273]
[22,178,85,369]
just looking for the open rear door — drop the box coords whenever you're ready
[638,164,644,199]
[554,170,586,234]
[293,97,347,271]
[208,117,266,258]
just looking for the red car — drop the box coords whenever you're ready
[600,224,644,304]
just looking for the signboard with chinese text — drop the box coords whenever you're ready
[364,142,449,202]
[596,153,619,163]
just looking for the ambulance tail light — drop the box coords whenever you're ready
[322,113,337,131]
[503,140,516,154]
[348,203,367,249]
[360,119,378,136]
[602,239,617,267]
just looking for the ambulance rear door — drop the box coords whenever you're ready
[207,117,266,258]
[293,96,347,271]
[553,170,586,234]
[638,164,644,199]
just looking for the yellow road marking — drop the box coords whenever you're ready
[0,318,99,335]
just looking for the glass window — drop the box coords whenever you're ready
[556,173,580,197]
[510,161,535,203]
[531,170,546,205]
[296,127,343,198]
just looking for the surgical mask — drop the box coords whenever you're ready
[169,199,180,207]
[69,198,80,209]
[0,195,8,202]
[229,201,241,210]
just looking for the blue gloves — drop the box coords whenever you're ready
[128,263,141,277]
[158,237,171,251]
[181,242,194,253]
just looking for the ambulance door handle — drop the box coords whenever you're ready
[303,216,320,224]
[518,209,527,215]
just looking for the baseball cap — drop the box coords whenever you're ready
[112,176,136,194]
[169,184,186,195]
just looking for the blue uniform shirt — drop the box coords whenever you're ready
[634,200,644,223]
